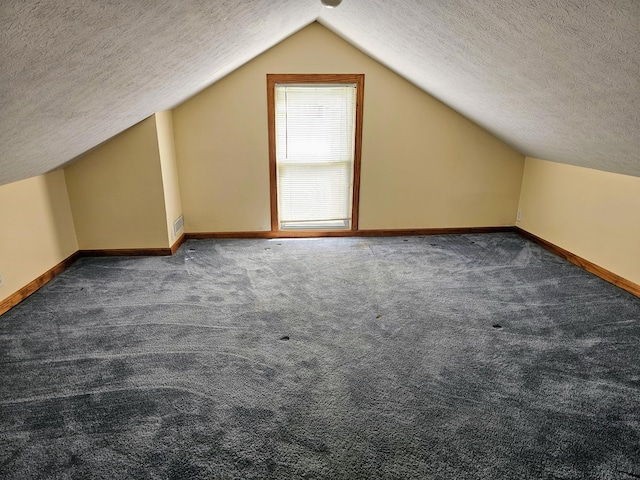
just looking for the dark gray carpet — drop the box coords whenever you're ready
[1,233,639,479]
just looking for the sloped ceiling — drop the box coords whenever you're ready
[1,0,638,186]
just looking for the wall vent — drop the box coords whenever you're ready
[173,215,184,236]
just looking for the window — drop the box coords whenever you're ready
[267,74,364,232]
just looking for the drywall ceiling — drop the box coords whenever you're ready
[1,0,638,186]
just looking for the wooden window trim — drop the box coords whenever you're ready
[266,73,365,234]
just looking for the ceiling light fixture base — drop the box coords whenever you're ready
[321,0,342,8]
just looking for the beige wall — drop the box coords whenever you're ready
[65,116,171,249]
[173,22,524,233]
[518,157,640,285]
[0,171,78,303]
[155,110,184,245]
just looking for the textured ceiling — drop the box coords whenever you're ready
[1,0,639,186]
[320,0,640,177]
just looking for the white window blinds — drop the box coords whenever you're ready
[274,84,357,229]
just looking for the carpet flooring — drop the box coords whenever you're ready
[1,233,639,479]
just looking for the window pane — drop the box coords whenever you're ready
[278,162,351,223]
[275,84,356,229]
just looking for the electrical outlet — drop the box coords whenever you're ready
[0,273,3,287]
[516,210,522,222]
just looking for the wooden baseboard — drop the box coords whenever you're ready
[0,251,81,316]
[79,247,173,256]
[515,227,640,298]
[170,233,185,255]
[356,226,514,237]
[186,231,274,239]
[80,234,186,257]
[185,226,515,240]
